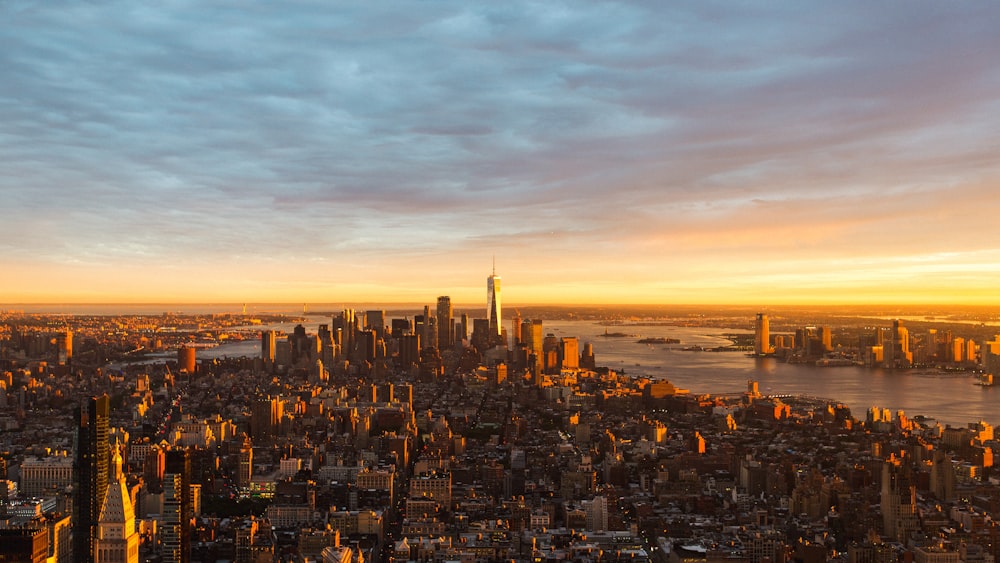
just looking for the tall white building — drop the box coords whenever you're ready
[487,266,502,338]
[94,449,139,563]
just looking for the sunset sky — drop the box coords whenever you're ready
[2,2,1000,306]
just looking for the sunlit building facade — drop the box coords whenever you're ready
[754,313,773,356]
[487,269,501,338]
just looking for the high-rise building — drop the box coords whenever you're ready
[162,450,192,563]
[523,320,544,357]
[583,495,608,532]
[560,337,580,371]
[511,310,522,346]
[952,337,966,363]
[890,319,913,367]
[237,435,253,490]
[57,329,72,366]
[143,446,165,492]
[881,460,918,542]
[398,335,420,368]
[176,346,196,374]
[391,318,412,337]
[358,330,376,363]
[487,267,502,338]
[74,395,110,563]
[261,331,276,364]
[94,448,139,563]
[421,305,437,350]
[580,342,595,370]
[251,396,283,442]
[366,310,385,340]
[819,326,832,353]
[334,310,357,358]
[982,336,1000,376]
[754,314,773,356]
[436,296,453,349]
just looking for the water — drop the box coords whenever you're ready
[177,318,995,428]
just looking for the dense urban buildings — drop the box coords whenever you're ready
[5,289,1000,562]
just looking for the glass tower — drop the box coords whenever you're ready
[487,269,501,338]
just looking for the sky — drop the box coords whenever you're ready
[2,1,1000,307]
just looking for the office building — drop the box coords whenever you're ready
[366,310,385,340]
[20,455,74,497]
[889,319,913,367]
[881,460,918,542]
[487,267,502,338]
[261,331,276,364]
[390,318,411,337]
[436,296,453,349]
[0,526,48,563]
[754,314,773,356]
[523,320,543,358]
[580,343,595,370]
[74,395,110,563]
[511,310,522,346]
[560,337,580,371]
[398,335,420,368]
[176,346,196,374]
[57,329,72,366]
[162,450,192,563]
[237,435,253,489]
[251,396,283,442]
[334,309,357,358]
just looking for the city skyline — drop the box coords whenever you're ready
[3,3,1000,306]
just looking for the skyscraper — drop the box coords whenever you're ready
[511,310,522,346]
[366,310,385,340]
[421,305,437,350]
[560,337,580,370]
[523,320,544,358]
[754,314,773,356]
[487,265,502,339]
[176,346,196,374]
[57,329,72,366]
[162,450,192,563]
[74,395,110,563]
[261,330,276,364]
[436,296,453,349]
[251,396,283,442]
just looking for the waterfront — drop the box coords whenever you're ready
[187,317,996,428]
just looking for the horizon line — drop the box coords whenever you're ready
[4,301,1000,309]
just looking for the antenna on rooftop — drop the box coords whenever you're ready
[492,255,496,276]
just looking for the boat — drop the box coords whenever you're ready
[977,373,994,386]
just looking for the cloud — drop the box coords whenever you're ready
[2,1,1000,302]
